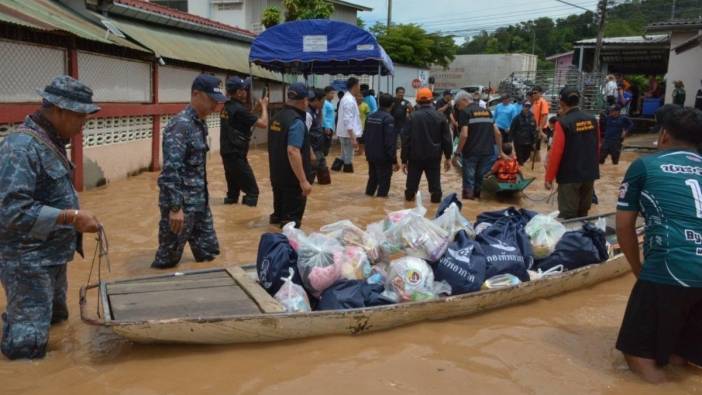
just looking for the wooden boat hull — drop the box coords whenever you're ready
[98,255,630,344]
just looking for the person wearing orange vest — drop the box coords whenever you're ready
[491,143,520,183]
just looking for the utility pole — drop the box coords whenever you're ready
[593,0,607,72]
[531,28,536,55]
[387,0,392,29]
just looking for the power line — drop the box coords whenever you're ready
[437,9,595,35]
[420,4,594,30]
[554,0,595,12]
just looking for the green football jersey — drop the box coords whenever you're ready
[618,148,702,287]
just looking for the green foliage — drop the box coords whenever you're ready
[282,0,334,21]
[371,23,457,68]
[458,0,701,60]
[356,17,365,29]
[261,7,282,28]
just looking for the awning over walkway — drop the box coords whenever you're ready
[0,0,147,51]
[110,17,280,81]
[573,34,670,74]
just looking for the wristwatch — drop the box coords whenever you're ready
[170,205,181,213]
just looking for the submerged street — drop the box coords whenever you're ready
[1,146,700,394]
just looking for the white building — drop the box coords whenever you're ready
[153,0,371,33]
[647,18,702,107]
[430,54,538,90]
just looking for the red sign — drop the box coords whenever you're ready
[411,78,421,89]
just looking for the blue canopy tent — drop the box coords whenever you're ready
[249,19,394,77]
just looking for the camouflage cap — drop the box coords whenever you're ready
[37,75,100,114]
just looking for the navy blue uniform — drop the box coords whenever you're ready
[364,110,396,197]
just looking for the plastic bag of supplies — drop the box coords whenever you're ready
[321,220,382,263]
[274,268,311,313]
[383,257,451,302]
[524,211,567,259]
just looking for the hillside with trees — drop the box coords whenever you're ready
[458,0,702,59]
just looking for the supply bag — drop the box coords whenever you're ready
[533,223,609,272]
[385,212,450,261]
[433,230,486,294]
[274,268,312,313]
[525,211,567,259]
[478,216,534,271]
[321,220,382,263]
[256,233,301,295]
[476,226,530,282]
[384,256,437,302]
[317,280,394,310]
[433,202,476,241]
[334,246,372,281]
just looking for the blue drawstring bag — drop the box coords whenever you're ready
[256,233,301,295]
[317,280,394,310]
[476,207,537,227]
[433,230,486,294]
[478,216,534,269]
[476,224,530,282]
[533,223,609,272]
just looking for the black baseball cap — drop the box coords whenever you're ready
[226,76,250,92]
[192,74,227,103]
[287,83,315,100]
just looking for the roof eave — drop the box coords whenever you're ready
[102,2,254,42]
[329,0,372,12]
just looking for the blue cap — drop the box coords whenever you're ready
[287,83,315,100]
[38,75,100,114]
[226,76,250,92]
[192,74,227,103]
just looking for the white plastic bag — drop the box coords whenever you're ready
[383,256,437,302]
[525,212,567,259]
[385,212,450,261]
[284,225,344,297]
[321,220,382,263]
[528,264,564,281]
[433,202,476,240]
[274,268,311,313]
[481,273,522,290]
[384,191,428,228]
[334,246,372,280]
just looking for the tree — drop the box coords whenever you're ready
[261,7,281,28]
[282,0,334,21]
[371,23,457,68]
[356,17,365,29]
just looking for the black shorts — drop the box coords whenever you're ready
[616,279,702,366]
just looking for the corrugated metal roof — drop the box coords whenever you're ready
[110,17,280,81]
[647,18,702,32]
[574,34,669,46]
[0,0,147,52]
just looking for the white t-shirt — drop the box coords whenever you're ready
[605,80,618,97]
[335,91,362,138]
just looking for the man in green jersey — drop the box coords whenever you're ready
[616,105,702,383]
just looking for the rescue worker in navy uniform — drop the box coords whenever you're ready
[220,76,268,206]
[0,75,102,359]
[268,83,315,228]
[152,74,226,269]
[401,87,452,203]
[545,87,600,219]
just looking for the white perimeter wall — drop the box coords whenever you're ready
[666,30,702,107]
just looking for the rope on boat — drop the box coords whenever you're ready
[520,190,557,205]
[86,225,111,318]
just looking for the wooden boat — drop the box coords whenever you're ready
[80,212,642,344]
[482,173,536,195]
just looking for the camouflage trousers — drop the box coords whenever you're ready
[0,264,67,360]
[152,207,220,268]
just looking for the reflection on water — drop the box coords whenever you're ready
[1,147,700,394]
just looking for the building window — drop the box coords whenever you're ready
[150,0,188,12]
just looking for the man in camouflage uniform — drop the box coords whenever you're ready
[152,74,227,269]
[0,75,101,360]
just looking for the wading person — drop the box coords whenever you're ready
[615,105,702,384]
[544,87,600,219]
[672,80,686,107]
[494,94,519,142]
[334,77,361,173]
[318,86,336,182]
[599,105,633,165]
[152,74,226,269]
[269,83,314,228]
[364,93,398,197]
[510,101,538,165]
[456,92,505,200]
[0,75,102,359]
[531,86,550,152]
[401,88,452,203]
[392,87,412,138]
[220,76,268,206]
[307,89,330,184]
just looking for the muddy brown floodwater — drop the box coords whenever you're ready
[1,146,701,395]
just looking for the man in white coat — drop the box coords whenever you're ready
[333,77,362,173]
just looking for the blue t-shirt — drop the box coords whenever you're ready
[288,119,305,149]
[603,115,633,141]
[322,100,335,130]
[363,95,378,114]
[617,149,702,287]
[494,103,519,130]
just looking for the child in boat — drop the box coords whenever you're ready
[491,143,520,183]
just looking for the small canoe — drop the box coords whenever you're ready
[482,173,535,195]
[80,212,642,345]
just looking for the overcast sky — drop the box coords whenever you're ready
[355,0,600,42]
